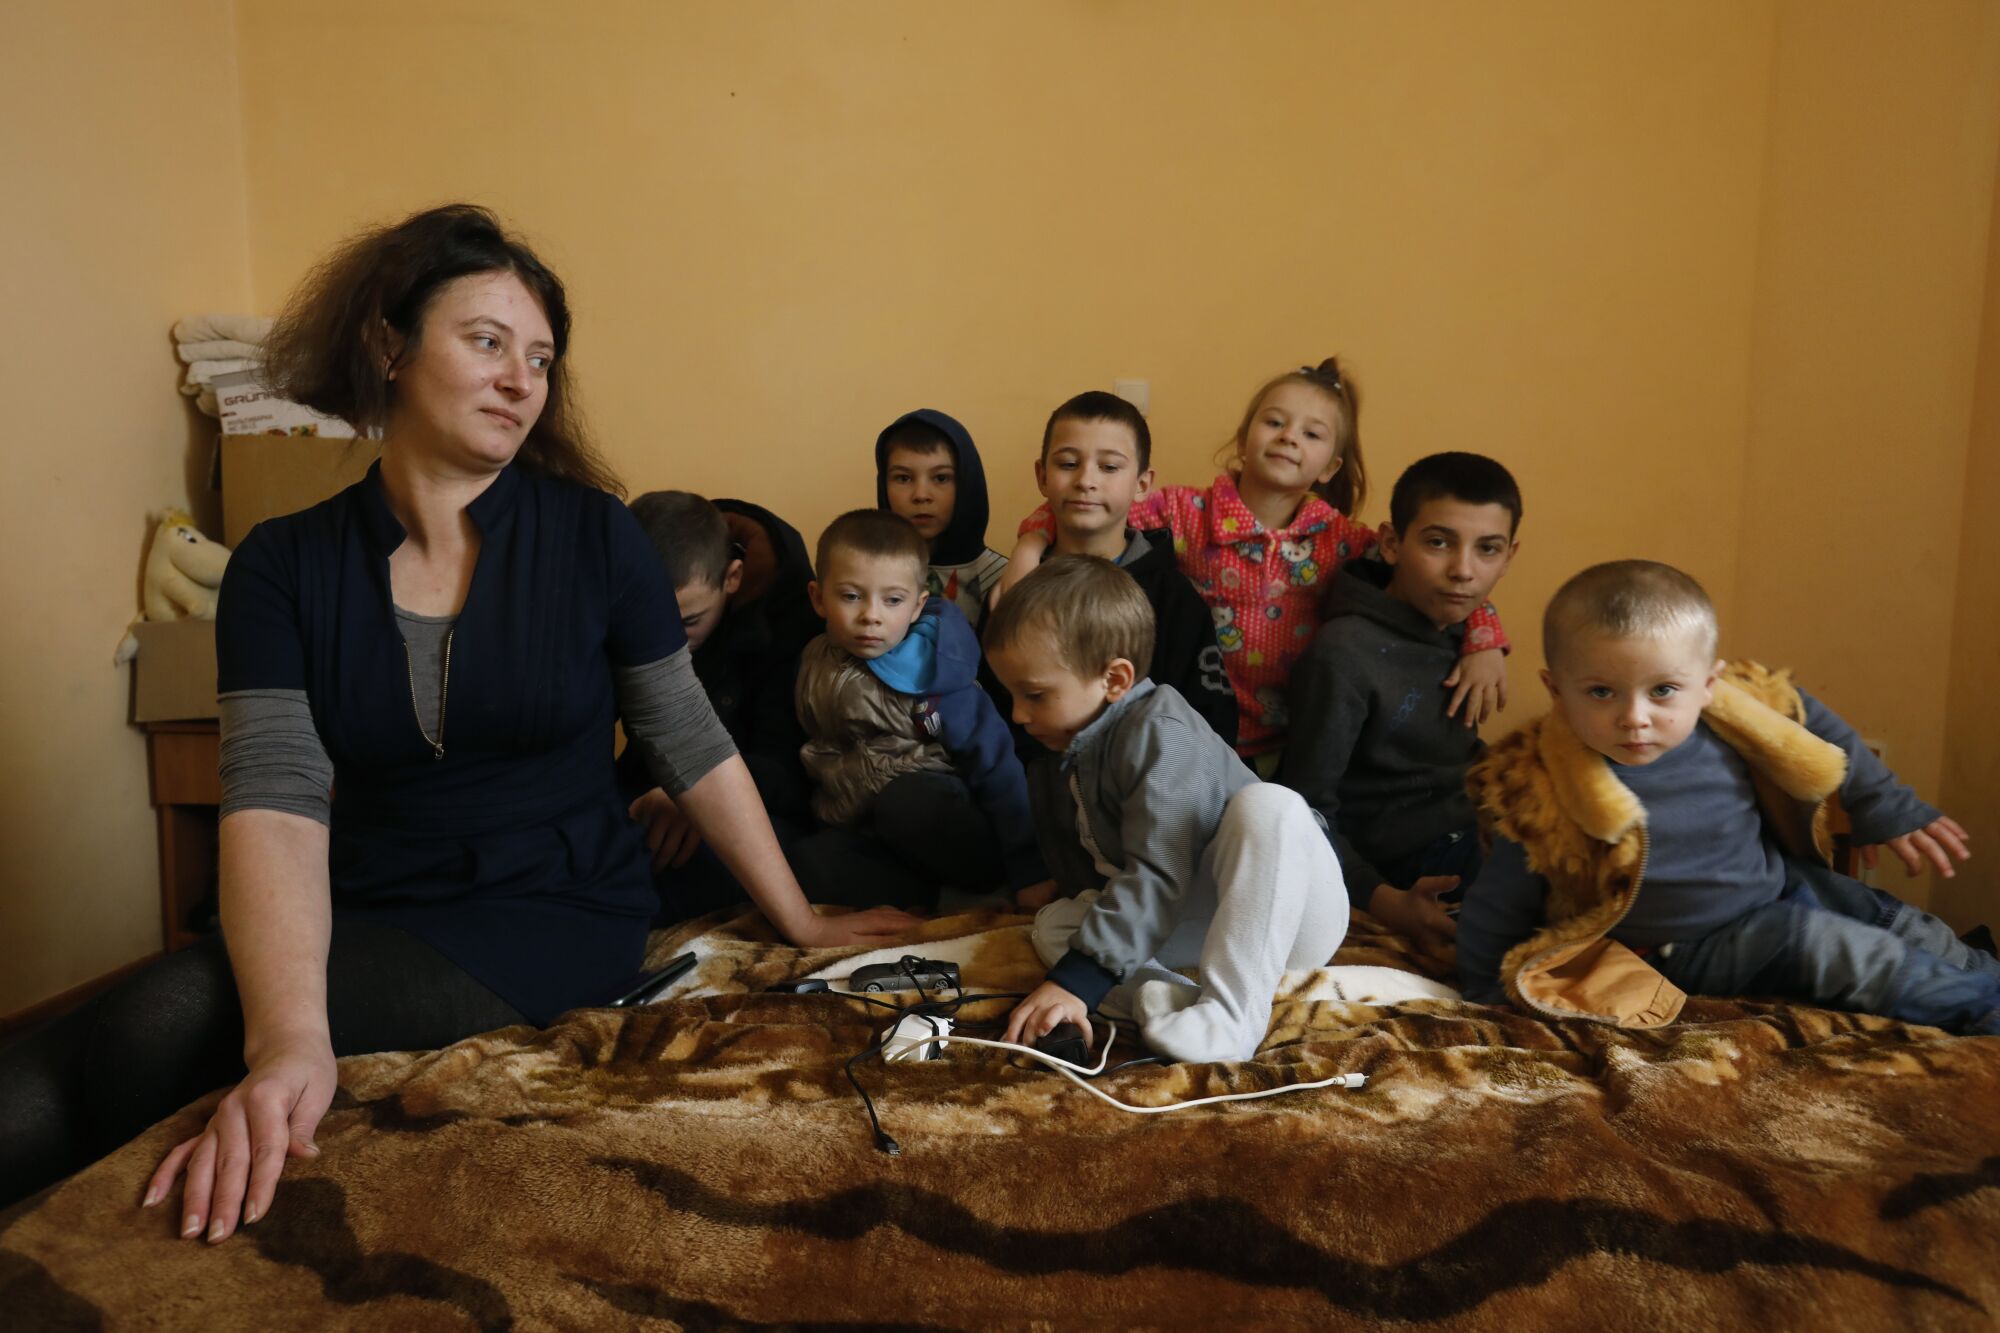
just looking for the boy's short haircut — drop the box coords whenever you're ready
[1388,452,1523,537]
[1041,390,1152,471]
[985,555,1155,678]
[629,490,733,590]
[815,508,931,580]
[879,417,957,464]
[1544,559,1719,666]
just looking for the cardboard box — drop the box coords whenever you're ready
[220,435,381,548]
[214,369,356,438]
[130,619,218,722]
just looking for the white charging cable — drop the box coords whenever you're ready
[881,1015,1367,1111]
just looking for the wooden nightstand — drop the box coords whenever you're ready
[143,720,220,952]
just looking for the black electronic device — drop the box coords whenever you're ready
[606,952,699,1007]
[849,957,961,993]
[766,978,831,994]
[1034,1022,1090,1066]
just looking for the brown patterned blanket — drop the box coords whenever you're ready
[4,909,1998,1330]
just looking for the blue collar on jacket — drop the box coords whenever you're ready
[866,603,941,693]
[863,595,984,695]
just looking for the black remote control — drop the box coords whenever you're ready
[607,952,698,1007]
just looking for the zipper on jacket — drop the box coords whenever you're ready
[1067,769,1120,880]
[1518,825,1651,1023]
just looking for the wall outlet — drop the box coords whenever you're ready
[1113,378,1150,415]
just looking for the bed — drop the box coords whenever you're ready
[4,908,1997,1329]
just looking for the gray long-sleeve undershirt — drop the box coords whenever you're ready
[218,613,735,823]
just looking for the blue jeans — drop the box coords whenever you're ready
[1649,860,2000,1035]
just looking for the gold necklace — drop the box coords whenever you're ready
[403,628,454,761]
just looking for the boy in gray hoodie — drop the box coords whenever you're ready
[1278,453,1521,967]
[986,557,1348,1063]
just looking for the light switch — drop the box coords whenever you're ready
[1113,378,1150,415]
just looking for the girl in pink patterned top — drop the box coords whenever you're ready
[1007,359,1508,760]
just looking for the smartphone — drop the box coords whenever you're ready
[606,952,699,1007]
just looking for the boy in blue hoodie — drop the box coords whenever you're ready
[876,409,1009,627]
[788,509,1047,909]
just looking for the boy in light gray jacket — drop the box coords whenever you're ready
[986,556,1349,1063]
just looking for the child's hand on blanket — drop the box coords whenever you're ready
[1014,879,1060,912]
[1006,980,1092,1051]
[1858,814,1971,879]
[1368,877,1460,969]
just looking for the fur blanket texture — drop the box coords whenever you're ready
[3,908,1998,1330]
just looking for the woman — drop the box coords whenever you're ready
[0,205,916,1230]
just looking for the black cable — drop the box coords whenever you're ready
[843,1040,900,1156]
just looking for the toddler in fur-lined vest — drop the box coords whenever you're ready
[786,510,1045,913]
[1456,559,1998,1035]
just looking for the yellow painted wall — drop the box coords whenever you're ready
[1733,0,2000,914]
[0,2,252,1012]
[1939,137,2000,932]
[233,0,1779,681]
[8,1,2000,1011]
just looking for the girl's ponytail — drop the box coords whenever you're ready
[1299,357,1364,518]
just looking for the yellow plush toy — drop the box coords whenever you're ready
[113,509,232,664]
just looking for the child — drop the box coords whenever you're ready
[789,509,1045,909]
[1032,390,1237,747]
[1279,453,1522,965]
[1457,560,1994,1034]
[623,491,819,918]
[876,409,1008,627]
[1005,359,1508,766]
[987,556,1350,1063]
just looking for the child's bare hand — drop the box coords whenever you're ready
[628,788,701,871]
[1443,648,1507,727]
[1004,981,1091,1049]
[993,534,1050,605]
[1859,815,1971,879]
[1014,879,1059,912]
[1368,877,1460,966]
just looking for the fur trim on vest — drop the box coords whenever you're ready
[1467,662,1847,1027]
[794,635,951,827]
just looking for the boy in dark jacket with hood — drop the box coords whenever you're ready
[624,490,820,919]
[1277,453,1522,966]
[1028,390,1237,751]
[876,408,1009,628]
[787,509,1047,909]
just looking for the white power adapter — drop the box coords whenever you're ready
[882,1014,952,1061]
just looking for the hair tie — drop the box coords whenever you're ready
[1301,363,1343,393]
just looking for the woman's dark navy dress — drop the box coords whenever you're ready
[215,462,684,1025]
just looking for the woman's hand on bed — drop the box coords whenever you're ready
[789,906,927,948]
[144,1035,338,1243]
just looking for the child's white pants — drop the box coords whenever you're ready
[1032,783,1348,1057]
